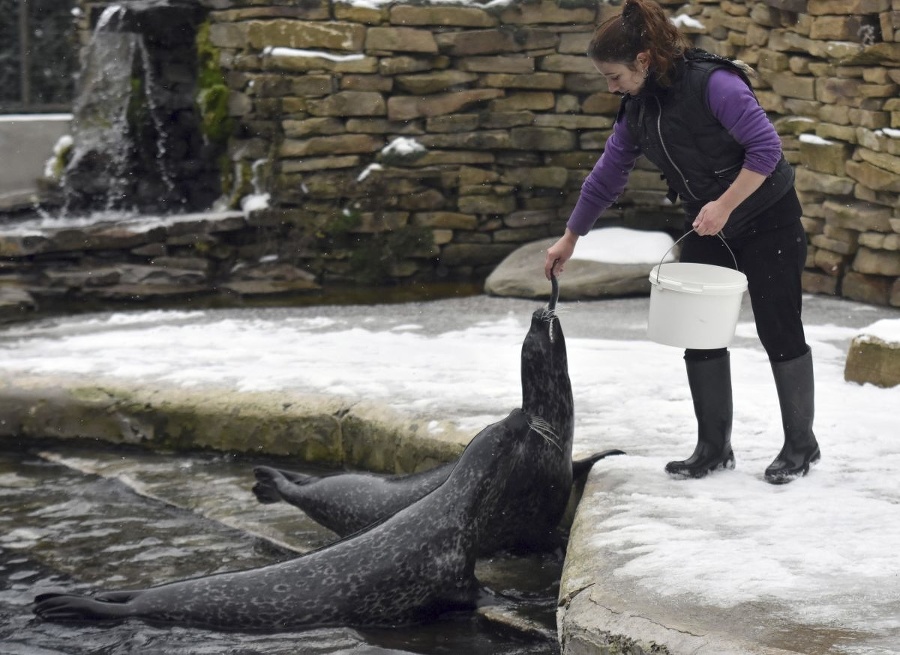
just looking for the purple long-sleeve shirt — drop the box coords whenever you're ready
[567,68,783,236]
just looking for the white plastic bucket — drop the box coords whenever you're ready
[647,236,748,349]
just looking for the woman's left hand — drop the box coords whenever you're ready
[692,199,731,236]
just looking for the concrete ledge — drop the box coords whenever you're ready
[0,373,468,473]
[557,466,843,655]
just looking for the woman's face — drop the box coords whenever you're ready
[593,54,649,96]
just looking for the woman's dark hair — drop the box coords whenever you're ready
[587,0,691,86]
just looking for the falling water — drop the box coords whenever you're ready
[60,0,219,215]
[63,5,141,212]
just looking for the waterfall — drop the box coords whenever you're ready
[61,0,218,216]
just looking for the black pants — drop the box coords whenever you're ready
[680,189,809,364]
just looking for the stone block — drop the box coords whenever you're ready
[412,212,478,230]
[509,127,577,152]
[262,50,378,74]
[394,71,478,95]
[489,92,556,112]
[816,124,857,143]
[533,114,614,130]
[481,72,565,90]
[460,56,535,74]
[808,0,890,13]
[559,32,593,55]
[307,91,386,117]
[379,56,435,75]
[812,233,857,255]
[247,20,366,51]
[540,54,597,74]
[859,232,900,250]
[435,27,558,57]
[846,159,900,192]
[810,15,867,41]
[857,148,900,175]
[801,215,826,234]
[426,114,481,133]
[498,0,596,25]
[456,194,517,215]
[848,108,891,129]
[815,77,862,103]
[823,200,894,232]
[852,247,900,275]
[794,167,855,195]
[757,48,791,71]
[279,134,383,158]
[784,98,823,117]
[389,5,497,28]
[843,271,894,305]
[819,104,851,125]
[770,72,817,100]
[340,74,393,93]
[799,136,852,175]
[365,26,439,53]
[802,269,839,294]
[387,89,504,120]
[422,130,511,150]
[813,247,848,275]
[856,127,900,155]
[500,167,569,189]
[860,83,899,98]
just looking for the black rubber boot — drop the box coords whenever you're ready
[765,347,821,484]
[665,353,735,479]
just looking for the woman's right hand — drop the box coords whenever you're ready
[544,229,580,279]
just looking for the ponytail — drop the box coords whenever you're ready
[587,0,691,86]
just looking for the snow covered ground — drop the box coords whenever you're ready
[0,224,897,651]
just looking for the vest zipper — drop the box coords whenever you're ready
[654,96,699,200]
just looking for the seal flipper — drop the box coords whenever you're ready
[34,591,138,622]
[572,449,626,481]
[252,465,316,504]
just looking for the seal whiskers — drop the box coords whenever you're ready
[526,414,562,452]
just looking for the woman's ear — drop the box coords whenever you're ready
[636,50,651,69]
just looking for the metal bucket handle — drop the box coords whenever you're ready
[654,231,739,285]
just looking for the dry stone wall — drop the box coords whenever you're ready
[198,0,682,285]
[71,0,897,305]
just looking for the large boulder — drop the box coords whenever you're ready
[484,227,676,300]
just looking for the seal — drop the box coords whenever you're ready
[253,275,624,553]
[33,409,548,630]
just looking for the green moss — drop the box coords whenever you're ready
[195,21,233,149]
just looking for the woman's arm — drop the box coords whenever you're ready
[545,117,641,278]
[693,68,781,236]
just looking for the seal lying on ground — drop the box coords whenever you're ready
[33,409,552,630]
[254,275,624,553]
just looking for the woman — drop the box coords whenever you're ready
[544,0,820,484]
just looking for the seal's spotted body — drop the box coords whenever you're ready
[34,410,537,630]
[254,279,621,553]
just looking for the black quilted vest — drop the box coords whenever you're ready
[620,50,795,237]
